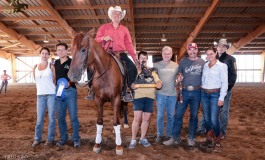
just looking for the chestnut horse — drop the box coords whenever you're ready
[68,29,124,155]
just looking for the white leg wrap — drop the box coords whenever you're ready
[114,125,122,145]
[95,124,103,144]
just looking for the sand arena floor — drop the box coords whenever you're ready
[0,83,264,160]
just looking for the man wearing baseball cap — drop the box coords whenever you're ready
[163,42,205,146]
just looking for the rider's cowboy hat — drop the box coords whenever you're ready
[108,6,126,20]
[214,39,231,48]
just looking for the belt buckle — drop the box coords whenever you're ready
[187,86,194,91]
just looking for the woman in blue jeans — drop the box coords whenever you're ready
[200,47,228,152]
[32,47,56,147]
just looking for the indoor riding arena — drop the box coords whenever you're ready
[0,0,265,160]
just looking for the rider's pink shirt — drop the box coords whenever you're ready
[95,23,136,60]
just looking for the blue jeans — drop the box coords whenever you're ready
[34,94,56,142]
[201,90,221,137]
[220,90,232,136]
[0,80,8,93]
[56,87,80,142]
[198,90,232,136]
[156,93,176,137]
[172,89,201,140]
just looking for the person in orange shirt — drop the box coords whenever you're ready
[0,70,11,94]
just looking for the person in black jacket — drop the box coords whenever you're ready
[217,39,237,140]
[197,39,237,140]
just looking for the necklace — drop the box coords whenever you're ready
[39,71,44,78]
[38,62,48,78]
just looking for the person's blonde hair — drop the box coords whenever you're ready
[162,46,172,54]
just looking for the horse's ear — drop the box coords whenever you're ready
[87,28,95,36]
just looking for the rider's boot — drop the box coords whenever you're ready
[121,87,133,102]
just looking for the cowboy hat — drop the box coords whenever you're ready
[108,6,126,20]
[214,38,231,48]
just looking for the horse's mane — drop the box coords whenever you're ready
[71,32,90,52]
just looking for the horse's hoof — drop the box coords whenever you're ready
[116,145,123,155]
[93,144,101,154]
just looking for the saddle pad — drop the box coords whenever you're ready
[110,54,125,76]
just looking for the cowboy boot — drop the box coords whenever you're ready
[213,133,222,152]
[200,129,214,149]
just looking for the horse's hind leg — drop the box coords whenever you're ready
[113,97,123,155]
[93,100,104,153]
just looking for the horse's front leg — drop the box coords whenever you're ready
[113,96,123,155]
[93,98,103,154]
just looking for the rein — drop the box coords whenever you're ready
[84,42,112,83]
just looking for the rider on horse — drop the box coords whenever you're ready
[86,6,139,102]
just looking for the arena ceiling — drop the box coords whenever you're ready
[0,0,265,61]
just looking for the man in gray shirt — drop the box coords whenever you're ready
[163,43,205,146]
[154,46,178,143]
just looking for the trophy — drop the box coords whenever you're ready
[134,61,158,88]
[176,73,183,104]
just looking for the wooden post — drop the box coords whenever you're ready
[10,53,16,83]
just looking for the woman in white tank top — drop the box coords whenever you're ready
[32,47,56,147]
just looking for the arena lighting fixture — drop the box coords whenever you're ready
[43,35,49,43]
[161,34,167,42]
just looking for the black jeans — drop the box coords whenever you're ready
[120,53,137,89]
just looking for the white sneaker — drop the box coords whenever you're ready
[128,139,137,149]
[188,138,196,147]
[163,138,175,146]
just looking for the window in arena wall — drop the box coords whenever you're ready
[201,54,262,83]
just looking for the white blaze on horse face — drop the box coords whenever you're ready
[95,124,103,144]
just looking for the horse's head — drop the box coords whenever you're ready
[68,29,95,82]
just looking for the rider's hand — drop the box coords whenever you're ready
[103,36,112,41]
[131,83,137,90]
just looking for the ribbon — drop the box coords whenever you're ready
[56,78,68,100]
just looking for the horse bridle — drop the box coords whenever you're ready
[84,45,112,83]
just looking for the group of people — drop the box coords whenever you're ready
[32,5,138,149]
[32,43,80,148]
[128,40,236,153]
[31,5,237,154]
